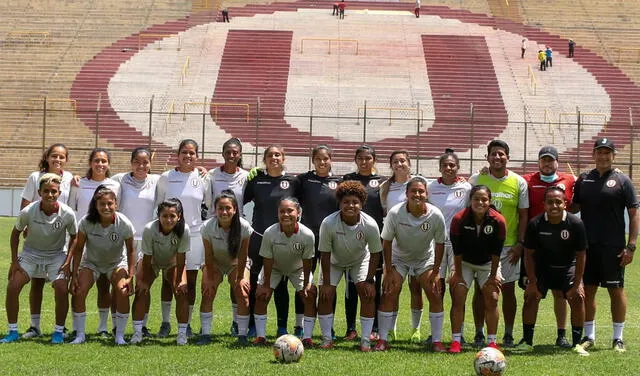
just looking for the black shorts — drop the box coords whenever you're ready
[583,245,625,288]
[536,265,575,299]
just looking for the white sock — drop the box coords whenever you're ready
[200,312,213,335]
[453,332,462,342]
[98,308,109,332]
[161,301,172,323]
[115,313,128,339]
[71,311,78,332]
[392,311,399,333]
[73,312,87,336]
[318,314,334,342]
[8,323,18,332]
[237,314,250,336]
[142,313,149,327]
[613,322,625,341]
[296,314,304,328]
[255,314,267,338]
[232,304,238,323]
[133,320,143,334]
[30,314,41,330]
[178,322,188,336]
[377,311,394,341]
[360,316,374,342]
[188,305,194,325]
[487,334,497,344]
[111,312,117,331]
[429,311,445,343]
[411,309,423,329]
[584,320,595,340]
[54,325,64,333]
[303,316,316,340]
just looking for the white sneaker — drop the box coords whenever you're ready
[22,326,41,339]
[70,335,86,344]
[114,336,128,345]
[130,332,144,344]
[573,344,590,356]
[177,332,188,346]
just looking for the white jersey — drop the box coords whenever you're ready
[259,222,315,275]
[16,201,77,255]
[381,202,446,262]
[385,181,407,212]
[208,167,249,216]
[156,169,212,236]
[112,172,160,240]
[427,178,472,244]
[140,220,190,269]
[201,216,253,269]
[68,177,121,220]
[319,211,383,268]
[22,170,74,205]
[78,212,134,267]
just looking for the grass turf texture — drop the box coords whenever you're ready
[0,217,638,375]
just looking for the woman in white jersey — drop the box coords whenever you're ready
[317,181,383,352]
[253,197,316,346]
[20,144,74,340]
[130,198,190,345]
[1,174,77,344]
[66,185,135,345]
[68,148,121,338]
[156,139,212,338]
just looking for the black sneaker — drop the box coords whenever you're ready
[613,339,626,353]
[196,334,213,345]
[157,322,171,338]
[21,326,41,339]
[502,334,515,348]
[555,336,572,349]
[473,333,486,348]
[141,326,152,338]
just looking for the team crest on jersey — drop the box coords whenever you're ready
[356,231,365,240]
[492,199,503,211]
[109,232,120,242]
[560,229,570,240]
[52,220,62,231]
[280,181,290,190]
[293,242,303,252]
[420,222,430,232]
[369,180,379,188]
[328,181,338,190]
[454,190,464,198]
[191,178,200,188]
[171,237,178,245]
[557,183,566,191]
[483,225,494,235]
[606,179,616,188]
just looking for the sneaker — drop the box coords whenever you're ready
[302,338,315,348]
[141,326,152,338]
[196,334,212,345]
[431,341,447,353]
[247,326,256,338]
[67,330,77,340]
[512,339,534,353]
[573,344,590,356]
[613,339,626,353]
[51,331,64,344]
[374,339,389,351]
[344,329,358,341]
[555,336,572,349]
[230,321,239,337]
[293,326,304,338]
[473,333,486,348]
[98,330,111,339]
[579,337,595,351]
[410,328,421,343]
[130,331,144,345]
[423,335,433,346]
[0,330,20,343]
[176,332,188,346]
[488,342,500,350]
[276,327,288,337]
[252,336,267,346]
[114,336,128,345]
[186,324,193,338]
[502,334,515,348]
[22,326,41,339]
[157,322,171,338]
[70,334,86,344]
[360,339,372,352]
[320,339,334,349]
[237,335,248,345]
[369,331,379,341]
[449,340,462,354]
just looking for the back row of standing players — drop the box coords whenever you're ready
[4,136,638,353]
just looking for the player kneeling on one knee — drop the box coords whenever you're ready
[253,198,316,346]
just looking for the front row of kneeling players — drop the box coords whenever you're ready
[4,172,588,353]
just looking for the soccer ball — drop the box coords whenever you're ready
[273,334,304,363]
[474,347,506,376]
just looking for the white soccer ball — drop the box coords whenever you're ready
[273,334,304,363]
[474,347,506,376]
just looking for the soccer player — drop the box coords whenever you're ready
[67,185,135,345]
[200,191,253,344]
[449,185,506,353]
[156,139,212,338]
[523,146,576,348]
[1,174,77,344]
[19,144,74,340]
[252,198,316,346]
[317,181,383,352]
[130,198,190,345]
[376,177,446,352]
[571,138,639,352]
[470,140,528,347]
[514,186,588,355]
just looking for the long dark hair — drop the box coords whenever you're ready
[214,189,242,258]
[39,143,68,172]
[85,147,112,179]
[86,185,117,223]
[178,139,199,156]
[157,198,186,238]
[222,138,243,169]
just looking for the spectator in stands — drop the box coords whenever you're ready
[222,8,230,23]
[569,39,575,58]
[538,50,546,71]
[546,46,553,68]
[333,2,339,16]
[414,0,421,18]
[338,0,346,19]
[521,38,527,59]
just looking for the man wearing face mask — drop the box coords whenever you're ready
[522,146,576,349]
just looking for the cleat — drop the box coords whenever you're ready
[98,330,111,339]
[293,326,304,338]
[230,322,238,337]
[276,327,288,337]
[502,334,515,348]
[556,336,572,349]
[0,330,20,344]
[360,339,372,352]
[431,341,447,353]
[374,339,389,351]
[196,334,212,346]
[473,333,486,348]
[68,330,77,341]
[22,326,41,339]
[488,342,501,350]
[176,332,188,346]
[62,327,70,339]
[449,340,462,353]
[320,339,334,349]
[369,331,379,341]
[252,336,267,346]
[573,344,590,356]
[302,338,315,348]
[512,339,534,353]
[410,328,421,343]
[613,339,626,353]
[579,337,595,351]
[141,326,152,338]
[130,332,144,345]
[114,336,128,345]
[247,326,256,338]
[70,335,86,344]
[237,335,248,345]
[344,330,358,341]
[157,322,171,338]
[186,324,193,338]
[51,331,64,344]
[423,335,433,346]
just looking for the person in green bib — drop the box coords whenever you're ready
[469,140,529,347]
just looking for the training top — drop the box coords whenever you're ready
[450,207,507,265]
[381,202,446,262]
[524,172,575,219]
[319,211,383,268]
[572,169,639,248]
[79,212,135,266]
[343,172,386,231]
[156,169,212,236]
[243,171,299,234]
[209,167,249,216]
[112,172,160,240]
[525,211,587,268]
[380,180,408,214]
[201,216,254,267]
[22,170,74,205]
[140,220,191,269]
[427,177,472,244]
[16,201,77,254]
[259,222,315,275]
[296,171,341,233]
[68,177,121,220]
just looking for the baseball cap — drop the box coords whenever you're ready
[538,146,558,160]
[593,137,615,151]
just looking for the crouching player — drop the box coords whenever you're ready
[376,177,447,351]
[253,198,316,346]
[2,173,77,344]
[514,186,589,355]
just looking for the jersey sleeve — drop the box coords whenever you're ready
[202,174,213,211]
[14,206,31,231]
[68,184,79,211]
[571,173,587,205]
[573,218,588,252]
[241,219,254,239]
[517,175,530,209]
[78,217,89,235]
[65,210,78,236]
[242,178,254,205]
[120,215,135,239]
[21,172,39,202]
[318,217,332,253]
[302,231,316,260]
[380,209,397,241]
[141,225,154,256]
[258,228,274,259]
[365,222,383,254]
[621,175,639,209]
[468,173,479,186]
[434,210,446,244]
[110,173,124,185]
[155,173,168,206]
[491,215,507,256]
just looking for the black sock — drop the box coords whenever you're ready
[572,326,583,347]
[345,280,358,331]
[523,324,535,345]
[294,293,304,326]
[557,328,566,338]
[274,278,290,329]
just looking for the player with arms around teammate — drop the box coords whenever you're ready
[571,138,639,352]
[1,174,77,344]
[514,186,588,355]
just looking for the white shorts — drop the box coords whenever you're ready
[460,261,503,289]
[393,256,434,280]
[438,244,455,279]
[499,246,520,283]
[79,258,128,282]
[18,251,66,283]
[258,267,313,291]
[320,253,370,286]
[186,235,204,271]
